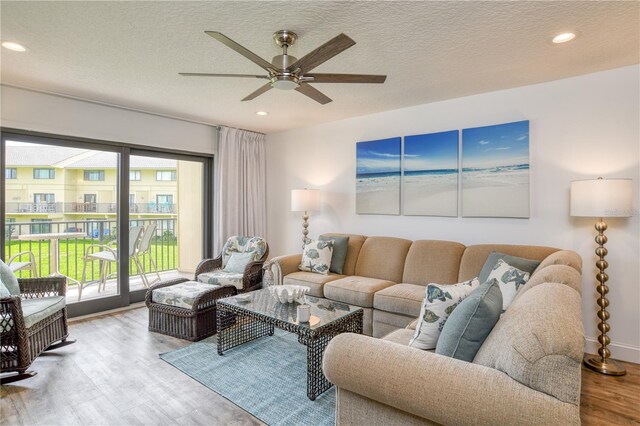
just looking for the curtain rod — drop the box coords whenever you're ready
[2,83,265,135]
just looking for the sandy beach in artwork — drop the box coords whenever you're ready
[356,174,400,215]
[403,171,458,216]
[461,166,529,217]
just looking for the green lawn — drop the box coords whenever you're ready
[5,239,178,286]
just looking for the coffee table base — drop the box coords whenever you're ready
[216,304,363,400]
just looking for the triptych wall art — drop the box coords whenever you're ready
[355,120,530,218]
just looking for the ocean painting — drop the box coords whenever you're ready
[461,120,530,218]
[403,130,459,216]
[356,137,401,215]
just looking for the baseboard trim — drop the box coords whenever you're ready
[68,302,146,323]
[585,338,640,364]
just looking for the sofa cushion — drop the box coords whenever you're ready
[514,264,582,302]
[299,239,334,275]
[436,279,502,362]
[402,240,466,285]
[381,328,415,346]
[22,296,66,329]
[0,260,20,295]
[197,270,243,289]
[458,244,558,282]
[373,284,424,317]
[479,252,540,283]
[534,250,583,274]
[321,233,367,276]
[354,237,412,283]
[319,235,349,274]
[409,278,480,350]
[473,283,584,404]
[283,271,345,297]
[153,281,220,309]
[324,276,396,308]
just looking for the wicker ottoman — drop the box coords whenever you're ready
[145,278,237,341]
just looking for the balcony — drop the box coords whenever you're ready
[5,202,176,214]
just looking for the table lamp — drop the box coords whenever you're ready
[570,177,633,376]
[291,188,320,249]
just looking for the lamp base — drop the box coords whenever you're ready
[583,356,626,376]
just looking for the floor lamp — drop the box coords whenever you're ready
[291,188,320,249]
[570,177,632,376]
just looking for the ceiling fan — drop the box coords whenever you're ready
[179,30,386,105]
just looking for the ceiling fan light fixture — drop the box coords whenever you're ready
[1,41,28,52]
[271,76,299,90]
[256,111,268,116]
[552,32,576,44]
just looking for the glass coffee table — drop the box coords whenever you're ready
[216,289,363,400]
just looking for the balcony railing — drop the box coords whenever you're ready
[5,202,176,214]
[4,218,178,284]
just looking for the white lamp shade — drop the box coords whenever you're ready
[291,189,320,212]
[570,178,633,217]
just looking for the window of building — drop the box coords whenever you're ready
[130,170,141,181]
[5,168,17,179]
[84,170,105,181]
[156,170,176,181]
[33,168,55,179]
[156,194,173,205]
[5,218,16,237]
[34,193,56,203]
[31,219,52,234]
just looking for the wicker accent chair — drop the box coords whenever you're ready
[195,236,269,293]
[0,273,73,384]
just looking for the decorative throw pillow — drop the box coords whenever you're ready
[436,278,503,362]
[319,235,349,274]
[299,239,334,275]
[409,277,480,350]
[0,260,20,296]
[487,259,531,311]
[479,252,540,283]
[0,281,11,298]
[223,252,256,274]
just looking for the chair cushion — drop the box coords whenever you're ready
[283,272,345,297]
[152,281,221,309]
[436,279,502,362]
[0,260,20,295]
[0,281,11,298]
[324,276,396,308]
[22,296,66,329]
[319,235,349,274]
[197,271,244,289]
[221,236,267,267]
[373,284,425,317]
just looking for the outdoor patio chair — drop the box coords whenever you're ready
[7,251,38,278]
[195,236,269,293]
[135,223,161,288]
[78,226,144,301]
[0,260,74,384]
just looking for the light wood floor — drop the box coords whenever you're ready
[1,307,639,425]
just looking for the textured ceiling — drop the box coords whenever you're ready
[1,1,638,134]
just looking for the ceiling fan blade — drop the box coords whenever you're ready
[205,31,275,72]
[305,73,387,84]
[295,84,332,105]
[179,73,269,79]
[287,33,355,74]
[242,83,273,101]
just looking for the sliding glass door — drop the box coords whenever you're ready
[1,130,213,316]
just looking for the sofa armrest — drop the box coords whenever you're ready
[323,334,580,426]
[268,254,303,286]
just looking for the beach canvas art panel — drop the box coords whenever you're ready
[403,130,459,216]
[356,137,401,215]
[461,120,530,218]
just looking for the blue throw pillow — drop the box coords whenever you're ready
[0,260,20,296]
[223,252,255,274]
[0,281,11,298]
[319,235,349,274]
[435,278,502,362]
[479,252,540,283]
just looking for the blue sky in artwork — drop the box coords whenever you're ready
[462,120,529,168]
[356,137,401,174]
[404,130,459,171]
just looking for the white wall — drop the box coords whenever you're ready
[1,85,217,154]
[266,65,640,363]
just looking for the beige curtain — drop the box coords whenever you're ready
[214,126,267,255]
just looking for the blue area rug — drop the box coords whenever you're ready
[160,330,335,426]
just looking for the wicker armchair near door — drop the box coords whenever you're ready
[195,236,269,293]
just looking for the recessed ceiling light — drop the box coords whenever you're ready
[1,41,28,52]
[552,32,576,44]
[256,111,268,116]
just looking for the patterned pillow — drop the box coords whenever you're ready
[298,239,334,275]
[223,252,256,274]
[487,259,531,311]
[409,277,480,350]
[0,260,20,295]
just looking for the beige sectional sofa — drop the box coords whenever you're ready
[270,233,585,425]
